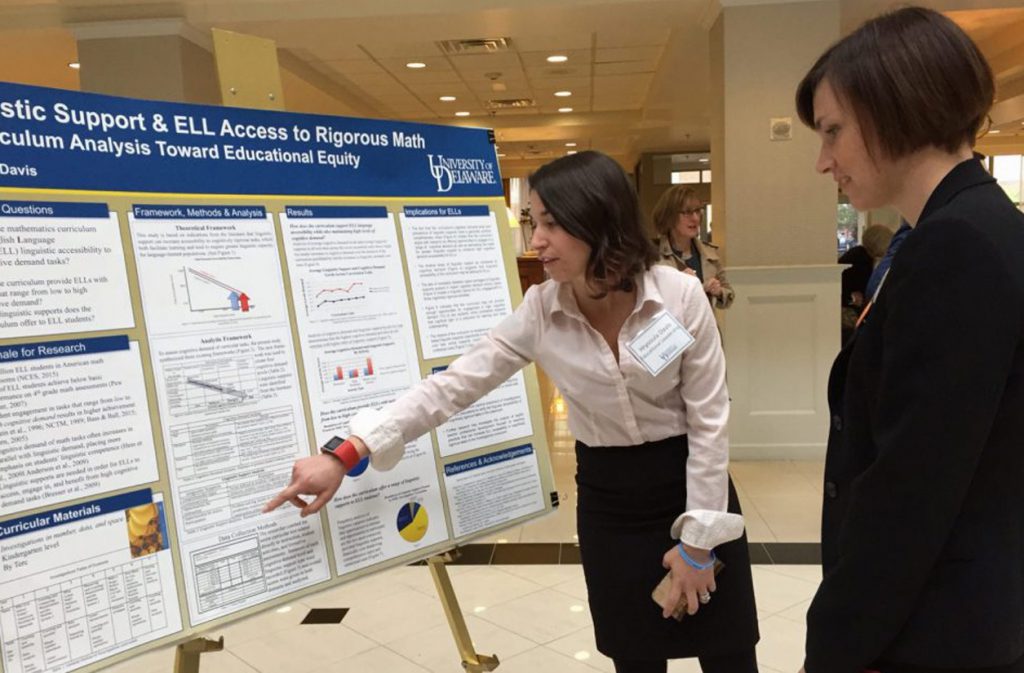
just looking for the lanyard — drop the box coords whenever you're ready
[855,268,890,329]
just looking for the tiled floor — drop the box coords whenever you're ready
[105,385,826,672]
[107,562,821,673]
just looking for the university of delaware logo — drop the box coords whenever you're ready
[427,154,497,193]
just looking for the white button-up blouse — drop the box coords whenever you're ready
[351,264,743,549]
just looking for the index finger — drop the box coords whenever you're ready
[263,483,302,513]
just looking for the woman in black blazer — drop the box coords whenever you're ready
[795,8,1024,673]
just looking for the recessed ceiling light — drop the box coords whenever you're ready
[547,55,568,63]
[558,107,573,113]
[555,90,572,97]
[439,95,456,102]
[699,158,709,163]
[497,153,506,157]
[68,62,80,70]
[567,150,577,155]
[406,62,427,69]
[565,142,577,147]
[455,111,470,117]
[990,129,1001,134]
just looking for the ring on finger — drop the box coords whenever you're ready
[698,591,712,604]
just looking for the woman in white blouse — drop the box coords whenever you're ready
[266,151,758,673]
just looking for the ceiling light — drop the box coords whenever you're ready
[699,158,709,163]
[565,142,577,147]
[558,107,573,113]
[497,153,506,157]
[567,150,577,155]
[547,55,568,63]
[439,95,456,102]
[406,62,427,69]
[455,111,470,117]
[555,90,572,97]
[68,62,80,70]
[990,129,1001,134]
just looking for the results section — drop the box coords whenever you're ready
[280,206,447,574]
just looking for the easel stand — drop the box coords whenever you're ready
[173,636,224,673]
[428,551,500,672]
[167,552,498,673]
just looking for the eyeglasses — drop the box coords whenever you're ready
[679,208,702,217]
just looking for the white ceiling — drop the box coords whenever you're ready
[0,0,1022,175]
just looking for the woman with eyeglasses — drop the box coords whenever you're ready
[652,186,734,309]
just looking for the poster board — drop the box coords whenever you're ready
[0,81,555,673]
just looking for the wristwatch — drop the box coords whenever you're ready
[320,436,362,471]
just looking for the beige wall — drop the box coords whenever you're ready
[710,16,727,258]
[78,35,218,104]
[716,0,840,268]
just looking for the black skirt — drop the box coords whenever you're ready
[575,435,759,660]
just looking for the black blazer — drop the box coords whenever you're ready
[805,159,1024,673]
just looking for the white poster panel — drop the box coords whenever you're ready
[399,206,512,359]
[279,206,448,574]
[0,490,182,673]
[443,444,546,538]
[0,336,158,517]
[0,200,133,338]
[129,205,330,625]
[431,366,533,458]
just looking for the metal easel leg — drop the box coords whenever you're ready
[172,636,224,673]
[428,551,500,672]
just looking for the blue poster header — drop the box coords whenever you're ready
[404,205,491,218]
[444,444,535,477]
[0,335,129,365]
[132,204,266,220]
[0,81,502,198]
[0,200,109,219]
[284,206,389,220]
[0,489,151,541]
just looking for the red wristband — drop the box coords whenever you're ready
[321,437,362,471]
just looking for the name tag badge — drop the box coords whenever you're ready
[624,310,695,377]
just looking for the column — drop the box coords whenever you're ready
[707,0,841,459]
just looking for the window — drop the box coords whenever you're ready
[837,203,858,255]
[670,170,701,184]
[993,155,1023,207]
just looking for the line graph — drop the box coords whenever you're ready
[300,277,367,316]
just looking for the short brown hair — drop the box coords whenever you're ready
[651,186,700,237]
[529,151,657,298]
[796,7,994,159]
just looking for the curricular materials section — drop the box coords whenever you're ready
[0,490,182,673]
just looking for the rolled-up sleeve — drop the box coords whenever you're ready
[672,279,743,548]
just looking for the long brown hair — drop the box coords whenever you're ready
[529,151,657,298]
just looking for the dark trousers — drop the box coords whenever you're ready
[612,647,759,673]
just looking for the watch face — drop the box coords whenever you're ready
[323,436,344,451]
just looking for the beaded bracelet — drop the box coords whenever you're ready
[678,543,717,570]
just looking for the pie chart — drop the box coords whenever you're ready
[396,502,429,542]
[347,455,370,477]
